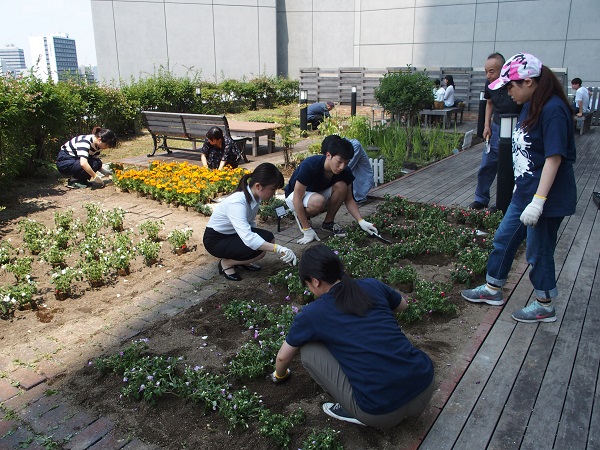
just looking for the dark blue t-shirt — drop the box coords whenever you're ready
[284,155,355,197]
[285,278,434,415]
[511,95,576,217]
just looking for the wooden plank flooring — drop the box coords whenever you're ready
[370,129,599,449]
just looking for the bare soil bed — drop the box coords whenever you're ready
[0,175,490,450]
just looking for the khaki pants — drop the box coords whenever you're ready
[300,342,435,428]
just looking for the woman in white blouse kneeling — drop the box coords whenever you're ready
[203,163,297,281]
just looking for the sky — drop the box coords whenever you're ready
[0,0,97,67]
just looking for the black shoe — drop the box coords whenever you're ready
[468,201,487,210]
[236,263,261,272]
[67,179,91,189]
[593,192,600,210]
[218,260,242,281]
[488,204,498,213]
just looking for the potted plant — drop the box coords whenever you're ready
[41,244,70,269]
[17,219,48,255]
[4,256,34,283]
[139,220,164,243]
[50,267,82,300]
[110,232,135,275]
[136,238,161,266]
[0,240,14,265]
[105,207,126,232]
[81,259,107,288]
[166,228,193,255]
[54,209,74,231]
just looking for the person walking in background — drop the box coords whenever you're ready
[200,126,243,170]
[461,52,576,324]
[469,52,522,211]
[56,127,117,189]
[271,244,435,428]
[306,101,335,130]
[285,135,378,243]
[443,75,455,107]
[571,77,590,117]
[203,163,297,281]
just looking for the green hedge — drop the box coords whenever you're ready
[0,70,299,188]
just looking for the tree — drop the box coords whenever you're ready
[374,68,434,158]
[273,106,301,168]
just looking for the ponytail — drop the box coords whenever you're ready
[235,162,284,205]
[92,127,117,148]
[299,244,373,316]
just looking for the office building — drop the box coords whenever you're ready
[29,33,79,82]
[0,44,26,76]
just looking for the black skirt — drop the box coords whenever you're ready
[203,227,274,261]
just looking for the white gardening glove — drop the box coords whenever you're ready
[358,219,378,235]
[275,245,297,265]
[520,195,546,226]
[271,368,291,384]
[90,174,104,186]
[297,228,320,245]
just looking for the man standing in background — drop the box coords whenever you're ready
[469,53,522,211]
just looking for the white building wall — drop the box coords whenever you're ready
[93,0,600,86]
[92,0,277,83]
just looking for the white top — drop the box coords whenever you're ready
[435,87,445,102]
[206,186,265,250]
[575,86,590,113]
[443,85,455,107]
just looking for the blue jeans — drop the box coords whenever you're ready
[474,121,500,205]
[486,202,563,299]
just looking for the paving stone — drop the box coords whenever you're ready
[179,273,206,286]
[0,425,43,450]
[87,430,130,450]
[19,394,65,424]
[162,277,195,291]
[50,410,96,442]
[64,417,114,450]
[0,379,20,402]
[0,419,19,436]
[10,367,46,390]
[2,383,49,411]
[37,360,68,380]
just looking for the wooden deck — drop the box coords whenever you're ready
[371,129,600,449]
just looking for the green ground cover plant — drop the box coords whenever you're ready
[0,203,195,319]
[269,195,502,323]
[91,294,347,449]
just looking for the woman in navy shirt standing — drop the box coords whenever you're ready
[462,53,576,323]
[272,244,434,428]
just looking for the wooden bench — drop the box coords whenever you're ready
[142,111,251,160]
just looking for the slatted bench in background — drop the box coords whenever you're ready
[142,111,251,160]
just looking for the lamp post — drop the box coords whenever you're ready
[351,86,357,116]
[496,113,518,214]
[477,91,486,138]
[299,89,308,132]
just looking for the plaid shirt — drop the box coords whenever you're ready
[200,135,241,169]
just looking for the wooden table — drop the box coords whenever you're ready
[419,107,461,129]
[228,121,281,156]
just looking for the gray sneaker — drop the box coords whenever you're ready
[511,300,556,323]
[321,221,346,237]
[322,403,365,426]
[461,284,504,306]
